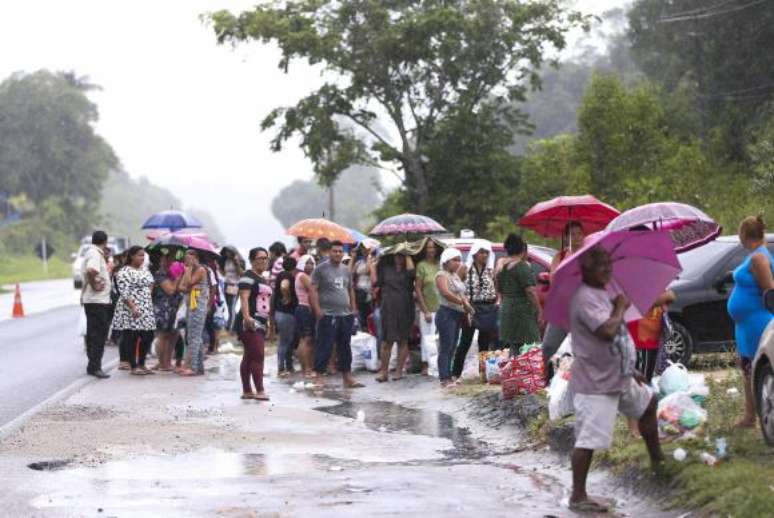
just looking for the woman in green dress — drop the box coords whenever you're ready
[495,233,542,355]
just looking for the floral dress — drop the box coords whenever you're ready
[112,267,156,331]
[152,270,182,332]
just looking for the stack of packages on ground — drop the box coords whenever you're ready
[654,362,710,439]
[499,343,546,399]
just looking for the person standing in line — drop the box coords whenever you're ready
[290,236,312,261]
[295,255,317,377]
[309,241,364,388]
[150,253,183,371]
[728,215,774,428]
[112,246,157,376]
[178,249,210,376]
[568,246,663,514]
[371,252,416,382]
[236,247,274,400]
[351,245,374,330]
[272,256,298,377]
[453,240,498,379]
[81,230,113,379]
[269,241,288,285]
[543,221,586,377]
[220,247,243,332]
[315,238,332,264]
[415,240,441,376]
[435,248,475,388]
[495,234,541,356]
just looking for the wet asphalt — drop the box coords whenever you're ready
[0,305,117,428]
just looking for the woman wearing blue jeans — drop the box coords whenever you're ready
[435,248,475,388]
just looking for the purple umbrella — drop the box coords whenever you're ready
[606,202,721,253]
[369,213,447,237]
[543,230,682,330]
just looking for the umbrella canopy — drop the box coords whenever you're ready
[369,213,447,237]
[141,210,203,230]
[543,230,682,330]
[287,218,355,244]
[146,232,219,261]
[518,195,620,238]
[606,202,722,253]
[145,229,208,242]
[347,228,381,249]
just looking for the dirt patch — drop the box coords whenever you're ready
[37,404,119,421]
[464,391,545,429]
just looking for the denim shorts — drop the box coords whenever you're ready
[295,305,315,338]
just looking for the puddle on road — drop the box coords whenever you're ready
[314,400,489,459]
[28,459,72,471]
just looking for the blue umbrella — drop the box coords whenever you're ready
[141,210,203,230]
[347,228,380,248]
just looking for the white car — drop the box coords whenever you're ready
[72,236,129,289]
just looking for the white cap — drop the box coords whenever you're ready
[296,254,316,272]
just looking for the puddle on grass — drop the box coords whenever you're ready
[314,400,490,459]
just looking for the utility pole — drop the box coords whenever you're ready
[328,186,335,222]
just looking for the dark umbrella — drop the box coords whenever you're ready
[369,213,447,237]
[142,210,203,231]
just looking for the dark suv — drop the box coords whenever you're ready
[664,234,774,364]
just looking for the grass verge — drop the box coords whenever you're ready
[0,254,71,285]
[529,371,774,516]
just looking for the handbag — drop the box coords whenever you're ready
[472,302,498,333]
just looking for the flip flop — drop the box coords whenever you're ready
[568,499,610,513]
[345,382,365,389]
[240,393,256,400]
[375,376,388,383]
[254,393,270,401]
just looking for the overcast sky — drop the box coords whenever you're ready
[0,0,628,249]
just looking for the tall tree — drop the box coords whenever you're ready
[208,0,589,212]
[0,70,117,210]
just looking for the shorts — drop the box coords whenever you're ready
[573,379,654,451]
[295,305,315,338]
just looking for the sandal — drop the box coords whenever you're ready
[345,382,365,389]
[568,499,610,513]
[118,362,131,371]
[241,393,256,400]
[177,369,197,376]
[130,369,147,376]
[253,393,270,401]
[375,375,388,383]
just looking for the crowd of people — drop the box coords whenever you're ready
[77,212,773,513]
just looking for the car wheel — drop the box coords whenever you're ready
[664,320,693,365]
[756,361,774,447]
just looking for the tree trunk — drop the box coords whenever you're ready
[405,154,429,213]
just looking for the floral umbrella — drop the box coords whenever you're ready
[287,218,355,244]
[369,213,447,237]
[605,202,722,253]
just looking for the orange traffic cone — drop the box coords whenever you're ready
[12,283,25,318]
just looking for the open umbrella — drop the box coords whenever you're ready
[146,232,219,262]
[518,195,620,238]
[369,213,447,237]
[142,210,203,231]
[605,202,721,253]
[287,218,355,244]
[347,228,381,249]
[543,230,682,330]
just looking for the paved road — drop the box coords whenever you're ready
[0,305,118,428]
[0,279,79,323]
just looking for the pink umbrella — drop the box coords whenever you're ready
[543,230,682,330]
[606,202,721,253]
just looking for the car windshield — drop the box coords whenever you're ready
[677,241,735,279]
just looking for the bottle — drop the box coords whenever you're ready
[715,438,727,459]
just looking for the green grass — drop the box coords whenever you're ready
[599,374,774,516]
[0,254,71,285]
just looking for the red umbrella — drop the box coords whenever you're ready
[518,195,620,238]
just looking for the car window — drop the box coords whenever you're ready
[677,241,736,279]
[530,261,548,276]
[720,248,748,276]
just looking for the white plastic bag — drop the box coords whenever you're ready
[657,391,707,430]
[548,355,574,420]
[660,362,690,396]
[485,358,501,384]
[350,332,378,372]
[77,309,87,337]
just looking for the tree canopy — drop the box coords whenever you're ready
[209,0,589,215]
